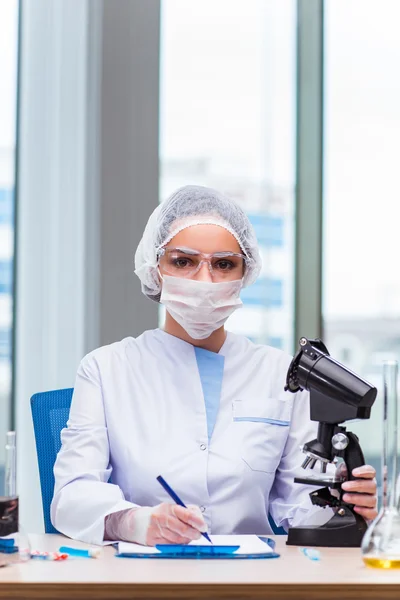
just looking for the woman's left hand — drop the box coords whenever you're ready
[341,465,378,521]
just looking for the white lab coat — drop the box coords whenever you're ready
[51,329,331,545]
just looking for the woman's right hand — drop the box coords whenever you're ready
[139,503,207,545]
[105,503,208,546]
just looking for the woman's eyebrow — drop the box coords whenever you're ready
[170,246,201,255]
[171,247,241,256]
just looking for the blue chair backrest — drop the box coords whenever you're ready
[30,388,73,534]
[30,386,285,536]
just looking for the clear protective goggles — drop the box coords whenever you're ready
[157,246,248,281]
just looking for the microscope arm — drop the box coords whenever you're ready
[342,432,366,481]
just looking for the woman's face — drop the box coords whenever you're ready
[158,224,244,283]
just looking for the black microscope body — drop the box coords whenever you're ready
[284,337,377,547]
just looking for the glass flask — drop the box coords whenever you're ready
[0,432,30,565]
[361,360,400,568]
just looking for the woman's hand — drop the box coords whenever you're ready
[142,503,207,546]
[341,465,378,521]
[104,503,207,546]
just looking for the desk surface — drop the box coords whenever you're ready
[0,534,400,600]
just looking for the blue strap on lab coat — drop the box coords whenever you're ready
[194,347,225,442]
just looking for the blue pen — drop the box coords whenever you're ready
[156,475,212,544]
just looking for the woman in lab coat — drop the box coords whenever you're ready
[51,185,377,546]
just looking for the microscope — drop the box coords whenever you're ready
[284,337,377,547]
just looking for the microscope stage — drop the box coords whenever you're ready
[294,474,345,489]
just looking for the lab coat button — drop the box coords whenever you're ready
[200,506,206,513]
[200,443,207,451]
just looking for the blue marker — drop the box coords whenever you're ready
[156,475,212,544]
[59,546,101,558]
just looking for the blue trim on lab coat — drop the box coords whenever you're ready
[194,347,225,442]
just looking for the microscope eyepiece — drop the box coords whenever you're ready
[285,337,377,424]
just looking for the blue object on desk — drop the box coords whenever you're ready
[156,544,239,556]
[0,538,18,554]
[300,547,321,561]
[0,538,15,548]
[156,475,213,544]
[59,546,101,558]
[116,537,279,559]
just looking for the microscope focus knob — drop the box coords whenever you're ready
[332,433,349,450]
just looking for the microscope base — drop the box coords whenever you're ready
[286,510,368,547]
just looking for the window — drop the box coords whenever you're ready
[0,0,19,493]
[323,0,400,470]
[160,0,296,351]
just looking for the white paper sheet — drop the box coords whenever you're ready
[118,535,273,555]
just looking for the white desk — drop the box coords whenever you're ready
[0,534,399,599]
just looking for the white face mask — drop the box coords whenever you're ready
[160,275,243,340]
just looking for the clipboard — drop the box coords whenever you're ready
[115,536,280,559]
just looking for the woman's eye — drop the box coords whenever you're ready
[215,260,234,271]
[173,258,192,268]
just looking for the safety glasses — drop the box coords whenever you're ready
[157,246,247,281]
